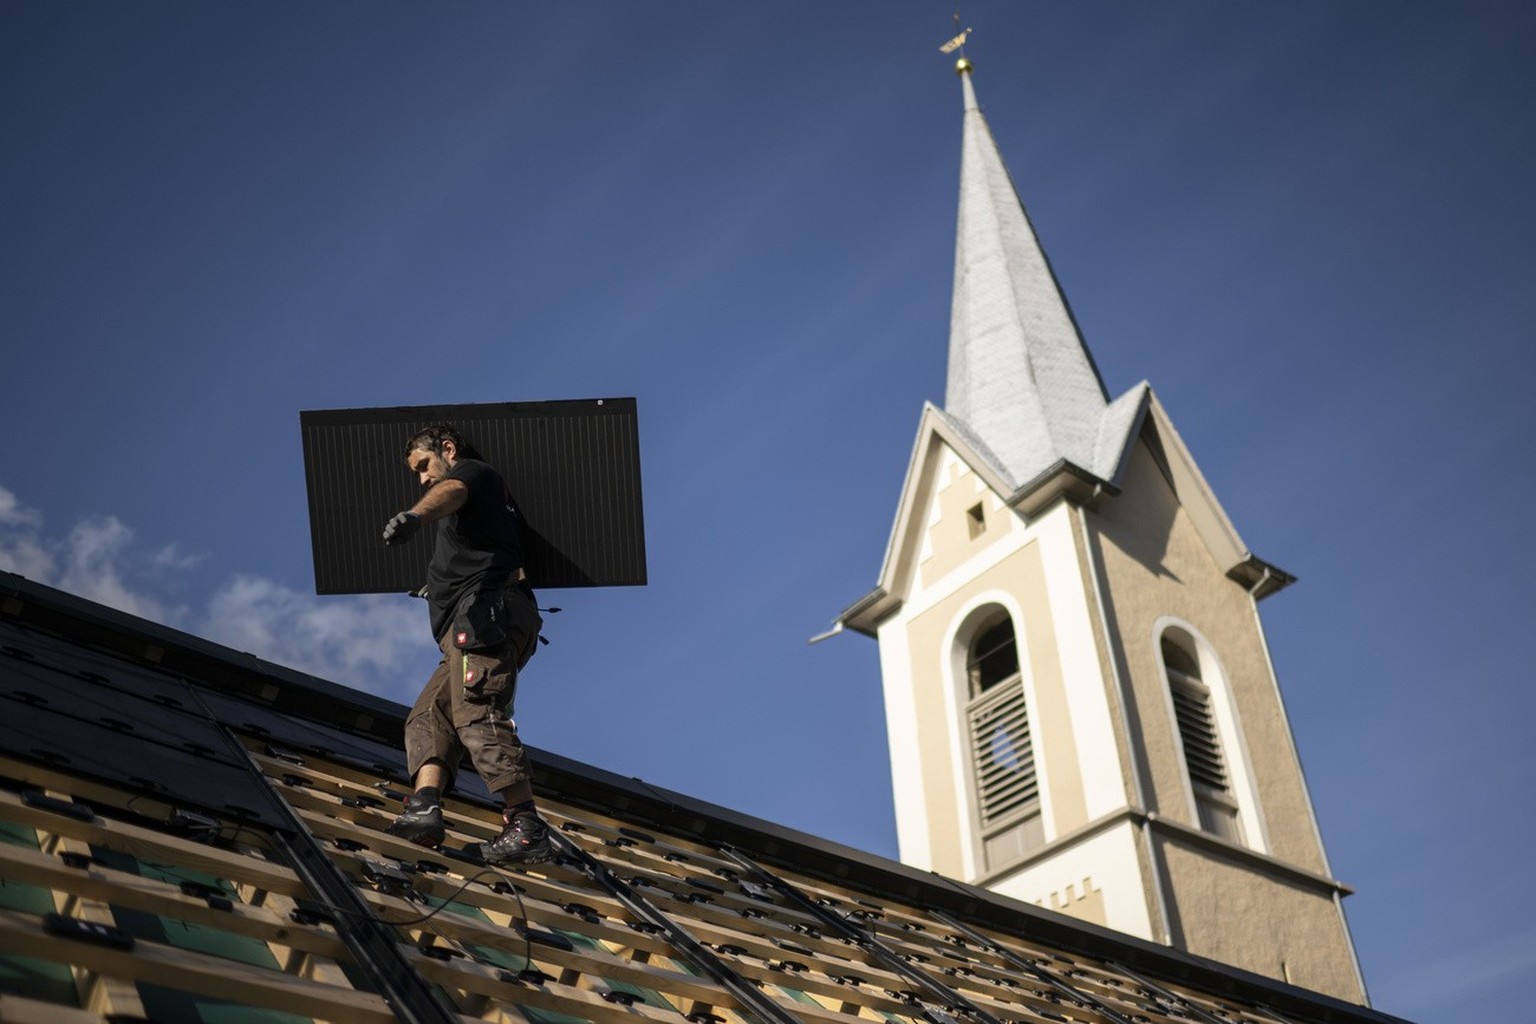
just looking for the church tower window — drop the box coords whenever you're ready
[964,611,1041,863]
[1162,632,1244,844]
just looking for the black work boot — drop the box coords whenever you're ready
[482,811,552,865]
[385,792,444,847]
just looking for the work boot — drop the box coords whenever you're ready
[385,792,444,847]
[482,811,552,865]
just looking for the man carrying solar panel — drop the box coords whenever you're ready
[380,423,551,864]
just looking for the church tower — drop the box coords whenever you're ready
[835,60,1368,1003]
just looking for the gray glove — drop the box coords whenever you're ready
[382,511,421,546]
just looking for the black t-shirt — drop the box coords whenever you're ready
[425,458,525,639]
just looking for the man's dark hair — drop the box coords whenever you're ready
[405,422,484,461]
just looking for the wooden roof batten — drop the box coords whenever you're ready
[0,571,1411,1024]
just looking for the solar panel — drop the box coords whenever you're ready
[299,398,646,593]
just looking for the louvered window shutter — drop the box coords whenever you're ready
[1163,636,1244,844]
[968,681,1037,827]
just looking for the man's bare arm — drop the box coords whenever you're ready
[383,477,469,546]
[410,479,469,522]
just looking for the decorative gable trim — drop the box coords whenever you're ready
[839,404,1017,635]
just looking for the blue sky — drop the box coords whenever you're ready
[3,3,1533,1020]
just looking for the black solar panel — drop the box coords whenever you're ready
[299,399,646,593]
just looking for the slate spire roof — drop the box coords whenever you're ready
[944,66,1129,491]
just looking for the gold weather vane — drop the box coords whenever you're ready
[939,9,973,74]
[939,26,971,55]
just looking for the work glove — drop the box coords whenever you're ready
[382,511,421,546]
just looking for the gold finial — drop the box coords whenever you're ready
[954,57,973,76]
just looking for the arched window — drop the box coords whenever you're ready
[963,611,1040,859]
[967,616,1020,695]
[1162,631,1244,843]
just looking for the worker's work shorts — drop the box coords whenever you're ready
[402,587,541,795]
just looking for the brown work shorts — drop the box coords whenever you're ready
[401,587,541,795]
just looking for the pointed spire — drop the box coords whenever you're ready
[944,66,1110,489]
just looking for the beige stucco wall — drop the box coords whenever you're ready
[904,539,1091,877]
[1089,434,1361,999]
[1159,839,1363,1001]
[1091,437,1327,874]
[893,450,1101,880]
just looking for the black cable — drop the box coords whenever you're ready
[378,862,536,972]
[368,868,507,926]
[419,873,535,978]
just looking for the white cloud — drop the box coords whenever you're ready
[203,575,428,698]
[152,543,203,571]
[0,489,183,622]
[0,485,42,529]
[0,482,431,703]
[54,516,183,623]
[0,486,55,581]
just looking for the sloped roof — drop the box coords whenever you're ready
[0,571,1399,1023]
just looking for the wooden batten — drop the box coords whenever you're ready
[0,604,1401,1024]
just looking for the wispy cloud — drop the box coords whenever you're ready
[56,516,184,623]
[152,543,203,572]
[0,487,54,582]
[204,575,424,699]
[0,483,427,700]
[0,487,43,529]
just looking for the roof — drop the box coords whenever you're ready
[0,570,1404,1024]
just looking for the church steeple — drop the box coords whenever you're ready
[945,65,1111,491]
[833,47,1364,1003]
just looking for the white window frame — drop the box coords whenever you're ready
[943,596,1053,876]
[1153,619,1268,854]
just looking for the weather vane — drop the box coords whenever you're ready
[939,8,973,74]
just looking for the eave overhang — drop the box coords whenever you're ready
[1227,554,1297,600]
[1005,457,1116,517]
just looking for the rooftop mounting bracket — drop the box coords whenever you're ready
[717,846,1005,1024]
[928,908,1138,1024]
[548,829,808,1024]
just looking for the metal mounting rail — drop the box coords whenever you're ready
[928,909,1137,1024]
[548,830,807,1024]
[718,847,1005,1024]
[219,727,462,1024]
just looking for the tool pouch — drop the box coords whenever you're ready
[451,591,509,651]
[452,586,543,670]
